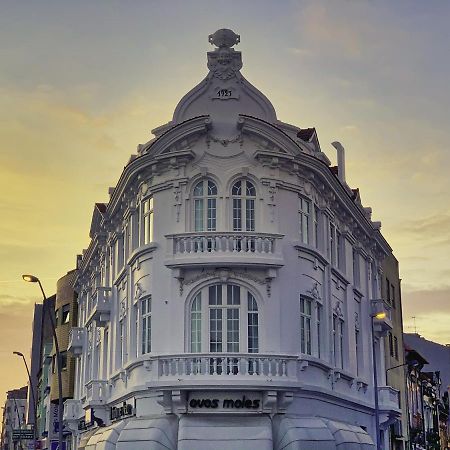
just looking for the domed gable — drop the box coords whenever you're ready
[173,29,277,131]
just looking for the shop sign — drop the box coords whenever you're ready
[110,399,135,421]
[187,391,262,413]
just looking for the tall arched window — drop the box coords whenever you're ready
[189,283,259,354]
[231,180,256,231]
[193,179,217,231]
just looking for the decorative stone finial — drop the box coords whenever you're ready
[208,29,240,48]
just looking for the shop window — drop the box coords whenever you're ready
[231,180,256,231]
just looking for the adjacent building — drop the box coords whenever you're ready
[382,254,409,449]
[65,29,404,449]
[1,387,29,450]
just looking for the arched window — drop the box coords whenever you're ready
[189,283,259,354]
[231,179,256,231]
[193,179,217,231]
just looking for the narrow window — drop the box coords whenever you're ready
[193,180,217,232]
[394,336,399,360]
[61,304,70,324]
[141,296,152,355]
[355,328,360,375]
[353,249,360,287]
[191,293,202,353]
[232,180,256,231]
[314,206,320,248]
[317,303,322,358]
[247,294,259,353]
[389,332,394,357]
[391,283,396,309]
[300,297,312,355]
[142,198,154,245]
[299,198,310,244]
[338,318,344,368]
[336,231,344,270]
[330,223,336,265]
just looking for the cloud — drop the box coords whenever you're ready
[396,214,450,235]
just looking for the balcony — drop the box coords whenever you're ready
[68,327,86,356]
[85,380,109,406]
[86,287,111,327]
[165,232,284,270]
[371,299,393,335]
[378,386,400,411]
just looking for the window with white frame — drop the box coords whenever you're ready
[142,197,154,245]
[353,248,360,287]
[141,296,152,355]
[332,314,345,369]
[336,230,344,270]
[299,296,322,357]
[314,205,320,248]
[189,283,259,353]
[300,297,312,354]
[193,179,218,231]
[231,180,256,231]
[329,222,336,265]
[355,298,361,375]
[299,197,311,244]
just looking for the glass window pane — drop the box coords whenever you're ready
[226,308,239,352]
[193,181,203,196]
[227,285,240,305]
[246,181,256,196]
[232,180,241,196]
[208,285,222,305]
[207,198,216,231]
[233,198,242,231]
[208,180,217,196]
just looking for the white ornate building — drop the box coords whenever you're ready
[66,29,402,450]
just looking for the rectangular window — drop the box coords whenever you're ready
[232,199,242,231]
[300,297,312,355]
[119,320,126,367]
[386,278,391,304]
[61,304,70,324]
[389,332,394,357]
[314,206,320,248]
[394,336,399,360]
[54,308,59,327]
[246,199,255,231]
[391,283,396,309]
[209,308,223,352]
[191,294,202,353]
[317,303,322,358]
[226,308,239,352]
[336,231,343,270]
[141,296,152,355]
[247,294,259,354]
[299,198,310,244]
[355,329,360,375]
[207,198,217,231]
[330,223,336,265]
[333,314,344,368]
[143,198,154,244]
[339,319,344,369]
[194,199,204,231]
[353,249,360,287]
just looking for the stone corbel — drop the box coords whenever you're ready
[262,390,278,414]
[172,390,187,414]
[156,391,173,414]
[277,391,294,413]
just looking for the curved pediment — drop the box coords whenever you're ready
[172,29,277,139]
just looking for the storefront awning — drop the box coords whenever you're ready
[273,416,375,450]
[85,421,126,450]
[178,415,273,450]
[116,415,178,450]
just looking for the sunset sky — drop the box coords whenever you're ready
[1,0,449,415]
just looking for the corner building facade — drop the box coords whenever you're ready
[66,29,402,450]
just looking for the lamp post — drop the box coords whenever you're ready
[13,351,37,444]
[371,310,387,450]
[23,274,64,450]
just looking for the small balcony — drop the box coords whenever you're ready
[378,386,400,411]
[165,232,284,269]
[68,327,86,356]
[86,287,111,327]
[85,380,109,406]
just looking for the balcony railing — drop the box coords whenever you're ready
[68,327,86,356]
[85,380,109,405]
[378,386,400,410]
[86,287,111,326]
[149,353,297,382]
[165,232,284,269]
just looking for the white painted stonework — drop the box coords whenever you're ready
[66,29,400,449]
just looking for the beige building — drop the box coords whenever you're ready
[382,253,408,450]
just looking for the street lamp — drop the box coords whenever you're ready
[23,274,64,450]
[371,309,386,450]
[13,351,37,444]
